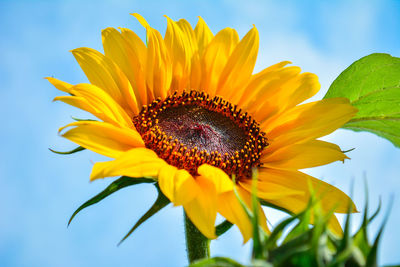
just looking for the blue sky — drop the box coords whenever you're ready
[0,0,400,266]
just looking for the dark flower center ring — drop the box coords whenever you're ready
[133,90,268,179]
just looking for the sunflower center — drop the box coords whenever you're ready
[133,90,268,179]
[157,105,247,156]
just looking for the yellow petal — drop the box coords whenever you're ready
[250,61,292,81]
[90,148,166,181]
[217,190,253,243]
[59,121,144,158]
[119,27,147,67]
[257,168,357,213]
[237,65,300,110]
[120,26,149,103]
[146,26,172,100]
[71,47,139,115]
[198,164,234,193]
[177,19,197,56]
[189,52,202,91]
[263,98,358,152]
[264,97,351,133]
[236,186,270,234]
[200,28,239,95]
[131,13,150,28]
[217,26,259,101]
[281,72,320,112]
[102,27,147,108]
[54,93,131,128]
[239,179,304,200]
[194,16,213,56]
[50,80,132,127]
[190,17,213,90]
[158,165,200,205]
[158,164,178,202]
[132,14,172,100]
[177,19,199,91]
[328,214,343,237]
[46,77,73,93]
[261,140,349,170]
[253,72,319,123]
[68,83,133,127]
[164,16,191,93]
[53,96,96,116]
[183,175,217,239]
[173,170,200,205]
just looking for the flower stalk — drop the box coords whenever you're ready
[184,212,210,263]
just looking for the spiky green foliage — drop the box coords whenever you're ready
[191,191,393,267]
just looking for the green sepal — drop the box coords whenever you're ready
[215,220,233,236]
[324,53,400,148]
[189,257,245,267]
[260,200,294,216]
[342,148,355,153]
[71,116,97,122]
[49,146,85,155]
[68,176,154,226]
[118,183,170,245]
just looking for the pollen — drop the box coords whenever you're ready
[133,90,268,179]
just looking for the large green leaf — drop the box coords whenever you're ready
[324,53,400,147]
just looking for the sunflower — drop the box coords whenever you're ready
[49,14,357,242]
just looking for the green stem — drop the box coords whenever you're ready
[184,212,210,264]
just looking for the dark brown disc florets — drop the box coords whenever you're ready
[133,90,268,179]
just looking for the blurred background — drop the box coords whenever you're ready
[1,0,399,266]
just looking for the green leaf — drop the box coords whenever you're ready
[189,257,245,267]
[49,146,85,155]
[353,179,372,257]
[118,183,170,245]
[368,198,382,224]
[331,183,356,266]
[68,176,154,226]
[250,184,395,267]
[268,231,313,266]
[264,215,298,250]
[282,202,311,244]
[324,53,400,147]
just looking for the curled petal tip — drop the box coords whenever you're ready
[131,13,150,28]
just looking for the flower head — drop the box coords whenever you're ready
[50,14,357,241]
